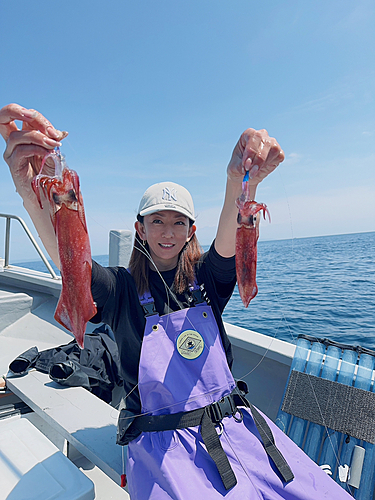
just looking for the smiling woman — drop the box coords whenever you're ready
[0,102,352,500]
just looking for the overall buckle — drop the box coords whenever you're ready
[142,302,157,317]
[210,395,236,423]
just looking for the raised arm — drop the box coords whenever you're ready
[214,128,284,258]
[0,103,68,267]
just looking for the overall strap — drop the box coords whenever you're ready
[187,279,210,306]
[128,266,209,314]
[188,278,200,292]
[234,395,294,484]
[139,290,157,317]
[127,268,158,317]
[118,385,294,490]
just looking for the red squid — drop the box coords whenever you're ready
[236,171,270,308]
[32,148,97,348]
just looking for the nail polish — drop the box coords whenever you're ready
[43,137,62,147]
[47,126,61,139]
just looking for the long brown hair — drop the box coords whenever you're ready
[128,216,203,295]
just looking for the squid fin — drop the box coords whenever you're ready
[54,298,73,332]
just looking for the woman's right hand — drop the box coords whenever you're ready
[0,103,67,204]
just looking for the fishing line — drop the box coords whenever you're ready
[116,385,236,424]
[231,166,346,476]
[107,228,207,333]
[85,163,341,475]
[262,167,298,341]
[235,322,284,380]
[227,163,298,383]
[307,371,342,470]
[276,167,295,254]
[93,196,294,421]
[220,414,261,486]
[109,239,175,416]
[86,210,133,236]
[232,285,298,383]
[232,197,297,382]
[83,216,208,420]
[270,176,346,474]
[107,226,285,422]
[26,139,347,479]
[108,231,212,420]
[88,186,335,465]
[123,234,205,334]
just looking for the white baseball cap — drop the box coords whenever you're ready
[138,181,195,222]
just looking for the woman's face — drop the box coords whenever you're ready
[135,210,195,271]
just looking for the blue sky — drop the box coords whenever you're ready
[1,0,374,260]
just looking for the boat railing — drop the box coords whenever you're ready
[0,212,58,279]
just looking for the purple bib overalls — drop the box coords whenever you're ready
[124,290,352,500]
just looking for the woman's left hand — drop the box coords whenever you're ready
[227,128,284,185]
[216,128,284,258]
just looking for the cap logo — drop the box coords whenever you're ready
[162,187,177,202]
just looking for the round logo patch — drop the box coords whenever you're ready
[176,330,204,360]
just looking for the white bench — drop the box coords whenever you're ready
[7,370,124,487]
[0,417,95,500]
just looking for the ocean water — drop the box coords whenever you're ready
[224,231,375,350]
[14,231,375,349]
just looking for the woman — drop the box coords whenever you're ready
[0,103,351,499]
